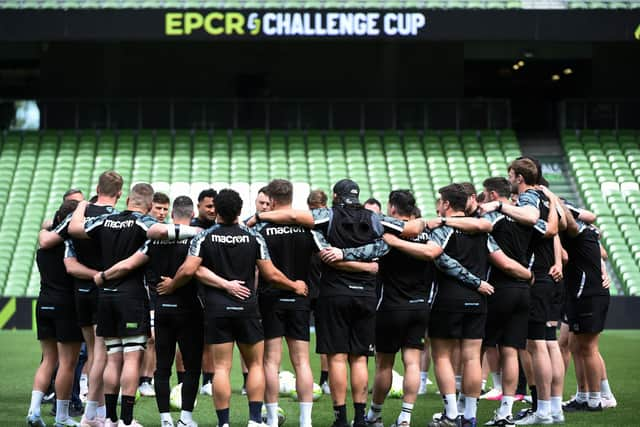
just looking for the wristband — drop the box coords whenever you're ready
[440,217,447,225]
[100,271,107,282]
[497,201,503,212]
[255,212,261,223]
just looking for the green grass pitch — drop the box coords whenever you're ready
[2,330,639,426]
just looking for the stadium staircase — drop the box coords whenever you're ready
[518,132,624,295]
[0,128,636,297]
[561,129,640,296]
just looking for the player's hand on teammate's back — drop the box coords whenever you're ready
[319,247,344,263]
[425,218,443,230]
[549,264,563,282]
[477,280,494,295]
[224,279,250,300]
[157,275,176,295]
[478,201,500,215]
[93,271,103,287]
[366,262,379,275]
[292,280,308,296]
[602,272,611,289]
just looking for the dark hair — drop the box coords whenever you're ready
[215,189,243,224]
[412,206,422,218]
[172,195,194,219]
[459,182,477,198]
[307,189,327,208]
[509,158,538,186]
[476,192,486,203]
[198,188,218,203]
[53,199,79,228]
[364,198,382,210]
[483,177,511,198]
[516,156,544,185]
[89,195,98,203]
[97,170,123,197]
[258,186,269,195]
[388,190,416,217]
[63,188,83,201]
[153,192,170,205]
[266,179,293,205]
[438,183,468,212]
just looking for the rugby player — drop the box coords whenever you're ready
[159,189,307,427]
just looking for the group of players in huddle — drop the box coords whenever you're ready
[27,155,616,427]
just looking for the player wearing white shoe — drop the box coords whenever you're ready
[162,189,307,427]
[254,180,316,427]
[29,200,84,427]
[40,173,125,427]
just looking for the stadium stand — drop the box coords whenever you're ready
[3,128,637,297]
[1,129,521,297]
[562,129,640,296]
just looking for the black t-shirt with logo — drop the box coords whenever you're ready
[36,241,74,304]
[430,225,490,313]
[254,221,316,310]
[377,226,433,311]
[144,237,200,313]
[485,210,533,288]
[55,204,116,293]
[84,210,157,298]
[311,206,385,298]
[561,224,608,299]
[189,223,270,317]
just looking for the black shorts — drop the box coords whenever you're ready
[75,286,98,327]
[529,280,554,324]
[484,287,530,349]
[549,281,564,323]
[315,295,376,356]
[545,325,557,341]
[429,310,486,340]
[376,309,429,353]
[260,305,310,341]
[204,316,263,345]
[36,300,83,343]
[527,321,547,340]
[567,295,609,334]
[96,294,150,338]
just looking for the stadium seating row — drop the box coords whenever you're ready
[2,0,638,9]
[562,129,640,296]
[0,129,520,297]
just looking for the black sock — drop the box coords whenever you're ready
[105,393,118,422]
[139,376,151,385]
[334,404,347,424]
[320,370,329,385]
[353,402,366,424]
[120,395,136,425]
[177,371,185,384]
[248,401,262,423]
[202,372,213,386]
[516,360,527,395]
[530,385,538,412]
[242,372,248,388]
[216,408,230,426]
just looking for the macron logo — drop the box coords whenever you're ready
[211,235,250,244]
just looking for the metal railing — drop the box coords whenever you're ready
[0,97,512,130]
[559,99,640,130]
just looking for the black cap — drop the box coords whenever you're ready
[333,179,360,205]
